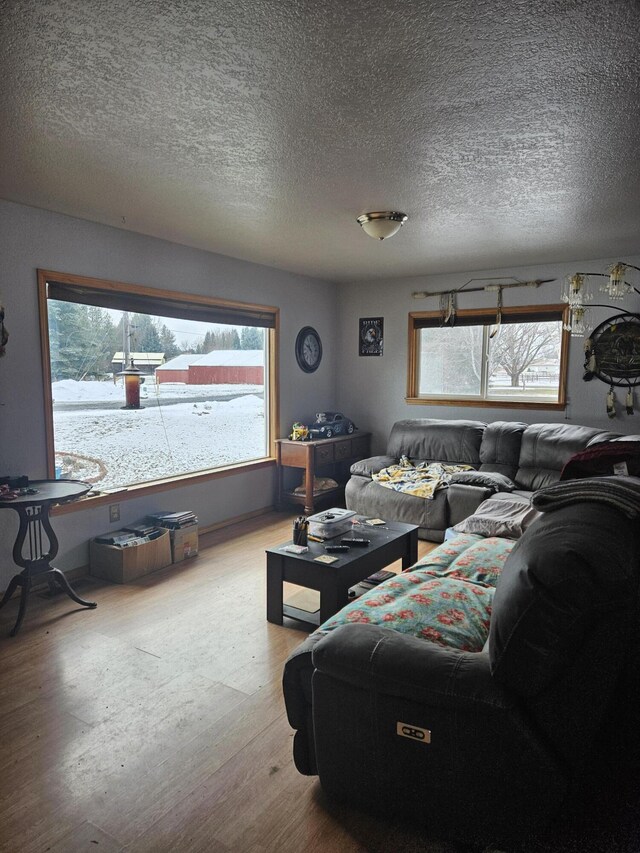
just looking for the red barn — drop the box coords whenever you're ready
[156,351,264,385]
[188,350,264,385]
[155,354,197,384]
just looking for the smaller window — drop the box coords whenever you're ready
[407,305,570,410]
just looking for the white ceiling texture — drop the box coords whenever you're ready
[1,0,640,283]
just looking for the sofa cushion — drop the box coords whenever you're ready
[345,475,449,538]
[387,419,486,466]
[514,423,606,490]
[452,496,541,540]
[319,572,494,652]
[349,455,397,478]
[449,470,516,492]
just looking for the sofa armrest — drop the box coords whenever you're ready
[349,455,397,478]
[446,482,492,526]
[282,631,327,775]
[282,631,325,729]
[312,622,509,709]
[309,623,566,844]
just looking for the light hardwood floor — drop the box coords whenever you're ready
[0,512,444,853]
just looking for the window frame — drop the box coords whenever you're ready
[38,269,279,509]
[406,304,570,410]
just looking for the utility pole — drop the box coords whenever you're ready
[123,311,130,371]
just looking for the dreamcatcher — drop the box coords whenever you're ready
[583,313,640,418]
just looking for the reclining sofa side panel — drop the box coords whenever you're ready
[515,423,609,491]
[478,420,527,479]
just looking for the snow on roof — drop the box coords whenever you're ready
[156,350,264,371]
[189,350,264,367]
[156,354,201,371]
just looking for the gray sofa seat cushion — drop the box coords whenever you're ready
[345,475,448,538]
[452,495,541,539]
[387,419,486,466]
[514,423,607,490]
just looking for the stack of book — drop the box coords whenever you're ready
[148,510,198,529]
[349,570,397,598]
[93,527,165,548]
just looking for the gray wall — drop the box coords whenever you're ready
[337,257,640,454]
[2,197,639,586]
[0,200,338,585]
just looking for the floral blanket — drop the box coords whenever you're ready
[318,534,516,652]
[372,455,473,500]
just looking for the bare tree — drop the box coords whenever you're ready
[489,322,560,387]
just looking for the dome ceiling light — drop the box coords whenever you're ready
[356,211,408,240]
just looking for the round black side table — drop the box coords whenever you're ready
[0,479,96,636]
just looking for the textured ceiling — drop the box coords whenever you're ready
[1,0,640,283]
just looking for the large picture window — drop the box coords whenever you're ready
[38,270,278,495]
[407,305,569,409]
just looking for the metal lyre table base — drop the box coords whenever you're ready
[0,480,96,637]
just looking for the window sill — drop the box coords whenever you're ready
[52,457,276,515]
[405,396,566,411]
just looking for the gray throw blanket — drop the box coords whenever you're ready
[532,476,640,518]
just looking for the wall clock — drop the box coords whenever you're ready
[295,326,322,373]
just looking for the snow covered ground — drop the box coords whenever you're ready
[52,380,266,489]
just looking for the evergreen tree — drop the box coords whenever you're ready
[48,301,117,380]
[159,324,180,360]
[130,314,162,352]
[240,326,264,350]
[202,330,215,353]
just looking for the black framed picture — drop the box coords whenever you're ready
[359,317,384,356]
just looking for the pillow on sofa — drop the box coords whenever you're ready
[452,496,541,539]
[350,455,397,478]
[449,471,516,492]
[318,573,494,652]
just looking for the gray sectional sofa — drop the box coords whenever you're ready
[345,418,640,540]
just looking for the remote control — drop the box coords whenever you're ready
[325,544,350,553]
[340,538,370,547]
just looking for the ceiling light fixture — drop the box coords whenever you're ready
[356,211,408,241]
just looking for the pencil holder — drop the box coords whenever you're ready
[292,517,308,547]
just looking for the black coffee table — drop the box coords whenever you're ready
[266,518,418,626]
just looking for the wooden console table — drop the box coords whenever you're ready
[276,433,371,515]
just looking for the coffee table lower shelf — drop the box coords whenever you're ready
[282,601,321,626]
[282,580,377,626]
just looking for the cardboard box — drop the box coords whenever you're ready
[170,524,199,562]
[90,528,172,583]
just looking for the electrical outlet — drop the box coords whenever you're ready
[109,503,120,523]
